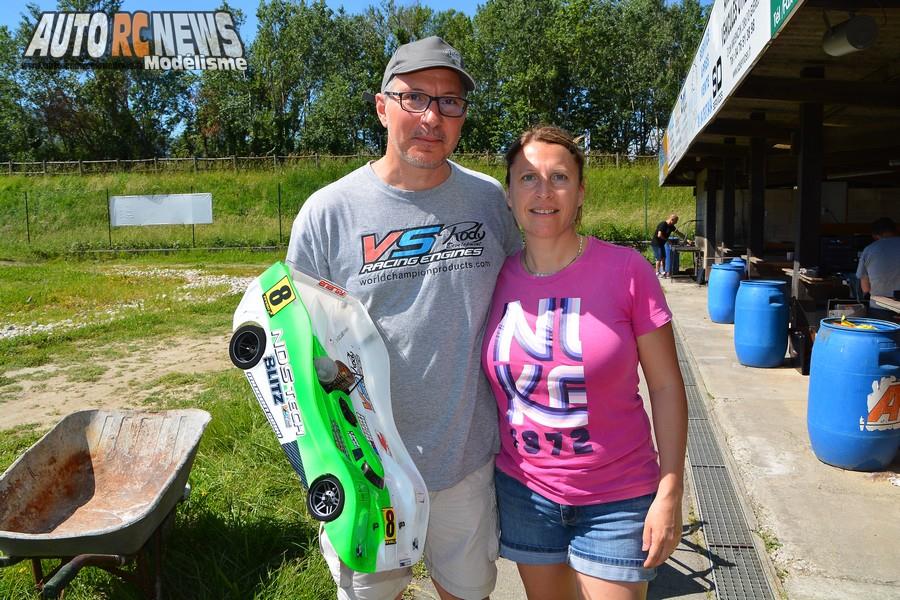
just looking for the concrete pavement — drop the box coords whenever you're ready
[412,275,898,599]
[661,276,899,600]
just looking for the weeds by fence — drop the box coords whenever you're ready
[0,153,657,176]
[0,157,691,258]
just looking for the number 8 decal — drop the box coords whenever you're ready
[263,275,296,316]
[383,507,397,545]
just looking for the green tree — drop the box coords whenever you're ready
[0,26,36,160]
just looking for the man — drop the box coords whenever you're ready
[856,217,900,299]
[650,214,682,277]
[286,37,521,600]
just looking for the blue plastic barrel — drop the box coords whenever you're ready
[733,280,789,367]
[728,257,747,276]
[707,263,744,323]
[807,318,900,471]
[665,238,678,275]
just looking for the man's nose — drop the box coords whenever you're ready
[420,99,443,125]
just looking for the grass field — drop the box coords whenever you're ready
[0,251,346,599]
[0,160,693,598]
[0,158,693,257]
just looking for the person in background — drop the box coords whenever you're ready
[650,214,683,277]
[857,217,900,299]
[482,125,688,600]
[287,36,521,600]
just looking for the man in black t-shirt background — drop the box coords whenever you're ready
[650,214,682,277]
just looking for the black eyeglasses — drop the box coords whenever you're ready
[383,91,469,118]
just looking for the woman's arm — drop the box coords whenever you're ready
[636,321,688,568]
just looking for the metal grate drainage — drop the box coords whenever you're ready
[675,331,777,600]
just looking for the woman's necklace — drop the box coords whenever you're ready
[522,234,585,277]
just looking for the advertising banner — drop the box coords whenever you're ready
[110,193,213,226]
[659,0,804,184]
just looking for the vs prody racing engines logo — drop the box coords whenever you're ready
[23,11,246,71]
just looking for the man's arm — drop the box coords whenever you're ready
[285,196,331,281]
[860,275,871,295]
[855,248,870,296]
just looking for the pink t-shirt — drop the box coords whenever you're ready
[482,237,672,505]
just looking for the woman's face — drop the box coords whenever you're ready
[507,141,584,241]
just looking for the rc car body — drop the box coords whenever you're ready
[229,261,428,573]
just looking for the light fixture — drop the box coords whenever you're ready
[823,13,878,57]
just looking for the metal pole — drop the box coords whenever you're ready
[106,188,112,247]
[24,191,30,243]
[277,182,283,244]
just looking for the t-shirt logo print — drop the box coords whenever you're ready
[493,298,588,428]
[359,222,486,275]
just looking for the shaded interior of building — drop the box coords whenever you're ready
[661,1,900,318]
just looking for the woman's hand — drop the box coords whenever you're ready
[641,492,683,568]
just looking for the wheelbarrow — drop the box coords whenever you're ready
[0,409,211,598]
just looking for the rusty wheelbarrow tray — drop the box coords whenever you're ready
[0,409,211,598]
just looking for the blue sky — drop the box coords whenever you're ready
[2,0,484,43]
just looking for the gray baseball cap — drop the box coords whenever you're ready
[380,36,475,93]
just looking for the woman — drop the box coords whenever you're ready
[482,126,687,600]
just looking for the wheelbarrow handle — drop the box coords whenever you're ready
[0,555,26,569]
[40,554,129,599]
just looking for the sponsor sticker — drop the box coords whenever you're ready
[861,376,899,432]
[318,279,348,297]
[263,276,295,316]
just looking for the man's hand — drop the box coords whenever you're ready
[642,493,682,568]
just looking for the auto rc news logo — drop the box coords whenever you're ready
[23,11,246,71]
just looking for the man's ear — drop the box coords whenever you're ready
[375,93,389,128]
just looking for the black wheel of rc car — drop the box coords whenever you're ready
[307,475,344,522]
[229,324,266,370]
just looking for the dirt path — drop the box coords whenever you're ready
[0,332,232,430]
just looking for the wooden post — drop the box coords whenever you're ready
[193,156,198,172]
[273,154,277,171]
[154,157,159,173]
[793,81,824,299]
[706,169,719,263]
[42,160,46,175]
[315,153,319,168]
[722,138,736,250]
[78,160,83,175]
[615,153,619,168]
[749,112,766,260]
[232,155,237,171]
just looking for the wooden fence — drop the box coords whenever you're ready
[0,153,657,176]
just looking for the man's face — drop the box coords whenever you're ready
[376,68,466,170]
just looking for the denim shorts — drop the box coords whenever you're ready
[651,243,665,261]
[495,469,657,583]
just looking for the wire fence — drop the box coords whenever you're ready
[0,153,657,176]
[0,182,304,252]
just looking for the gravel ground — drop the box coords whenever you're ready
[1,267,253,341]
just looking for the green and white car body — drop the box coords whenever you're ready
[229,261,428,573]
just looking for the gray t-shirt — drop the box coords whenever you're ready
[856,236,900,298]
[286,161,521,489]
